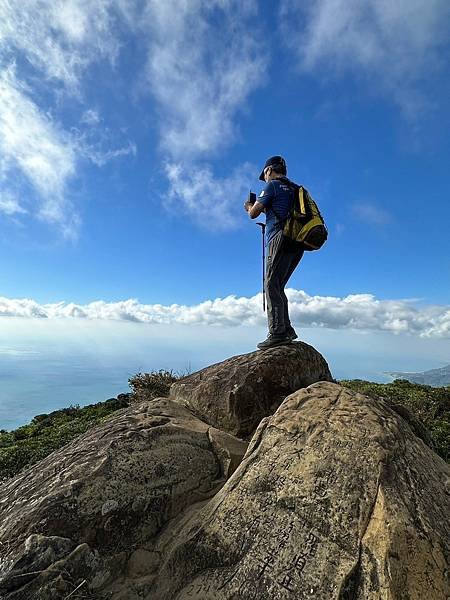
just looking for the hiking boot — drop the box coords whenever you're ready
[286,326,298,341]
[257,333,292,350]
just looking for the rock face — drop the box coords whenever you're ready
[147,382,450,600]
[0,398,247,600]
[1,348,449,600]
[170,342,333,438]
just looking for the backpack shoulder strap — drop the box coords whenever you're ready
[282,179,309,216]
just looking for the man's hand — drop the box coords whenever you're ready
[243,200,254,212]
[246,201,265,219]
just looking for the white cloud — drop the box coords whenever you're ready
[0,67,79,237]
[0,191,27,216]
[0,1,138,237]
[74,132,137,167]
[83,142,137,167]
[352,202,392,226]
[1,1,266,234]
[81,109,101,126]
[140,1,266,227]
[165,161,256,230]
[279,0,450,117]
[142,0,265,159]
[1,291,450,338]
[0,0,123,91]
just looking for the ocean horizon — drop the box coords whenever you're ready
[1,318,449,432]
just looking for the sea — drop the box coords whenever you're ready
[1,319,447,431]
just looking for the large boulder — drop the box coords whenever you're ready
[0,398,247,600]
[146,381,450,600]
[170,342,333,438]
[3,352,448,600]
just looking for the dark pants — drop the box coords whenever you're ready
[265,231,304,335]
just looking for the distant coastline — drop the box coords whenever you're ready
[386,364,450,387]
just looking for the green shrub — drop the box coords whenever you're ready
[128,369,180,401]
[0,369,183,482]
[340,379,449,462]
[0,400,131,481]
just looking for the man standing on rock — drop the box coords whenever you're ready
[244,155,304,350]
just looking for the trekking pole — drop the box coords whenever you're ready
[256,222,266,311]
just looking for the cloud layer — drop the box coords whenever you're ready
[1,291,449,338]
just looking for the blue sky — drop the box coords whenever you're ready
[1,0,450,397]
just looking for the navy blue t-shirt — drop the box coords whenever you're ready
[258,177,295,245]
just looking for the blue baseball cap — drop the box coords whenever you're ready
[259,155,287,181]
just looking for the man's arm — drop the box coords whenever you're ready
[243,182,273,219]
[245,201,265,219]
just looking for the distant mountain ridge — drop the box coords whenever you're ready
[388,364,450,387]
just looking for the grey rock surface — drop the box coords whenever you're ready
[0,398,247,599]
[146,382,450,600]
[2,351,448,600]
[170,342,333,438]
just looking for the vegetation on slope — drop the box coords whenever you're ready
[340,379,449,462]
[127,369,179,401]
[0,370,178,481]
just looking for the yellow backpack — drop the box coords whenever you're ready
[280,183,328,251]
